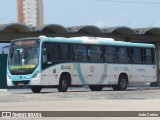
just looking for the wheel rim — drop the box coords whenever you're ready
[120,78,126,88]
[62,79,67,88]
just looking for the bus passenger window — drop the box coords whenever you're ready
[145,49,152,64]
[132,48,142,64]
[59,44,71,61]
[151,49,155,64]
[73,45,87,61]
[88,46,102,62]
[104,47,116,62]
[116,47,129,63]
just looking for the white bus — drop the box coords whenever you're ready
[7,36,157,93]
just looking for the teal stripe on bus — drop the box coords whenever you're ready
[77,63,87,84]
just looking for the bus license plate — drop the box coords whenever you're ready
[18,83,24,86]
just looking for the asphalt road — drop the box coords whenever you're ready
[0,87,160,120]
[3,87,160,102]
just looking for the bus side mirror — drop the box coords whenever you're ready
[42,48,47,63]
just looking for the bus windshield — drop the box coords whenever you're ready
[8,39,40,74]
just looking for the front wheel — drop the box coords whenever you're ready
[31,86,42,93]
[58,75,69,92]
[89,85,103,91]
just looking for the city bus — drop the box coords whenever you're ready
[7,36,157,93]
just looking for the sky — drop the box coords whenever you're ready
[0,0,160,28]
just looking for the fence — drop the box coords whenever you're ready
[0,54,7,89]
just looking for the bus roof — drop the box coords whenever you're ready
[41,36,155,48]
[11,36,154,48]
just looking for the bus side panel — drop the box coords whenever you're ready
[76,63,93,85]
[73,63,108,85]
[41,66,60,85]
[129,65,144,86]
[107,64,132,85]
[41,64,75,85]
[72,64,84,85]
[53,63,84,86]
[41,63,95,86]
[76,63,108,85]
[106,64,120,85]
[129,65,156,86]
[144,65,157,84]
[92,63,107,85]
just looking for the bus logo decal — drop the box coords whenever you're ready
[90,65,95,72]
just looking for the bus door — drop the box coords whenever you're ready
[41,42,58,85]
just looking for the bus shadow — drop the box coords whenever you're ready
[8,87,156,94]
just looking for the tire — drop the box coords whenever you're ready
[112,85,119,91]
[112,75,128,91]
[89,85,103,91]
[31,86,42,93]
[58,75,69,92]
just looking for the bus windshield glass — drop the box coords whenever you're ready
[8,39,40,74]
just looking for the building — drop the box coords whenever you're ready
[17,0,43,27]
[0,23,160,88]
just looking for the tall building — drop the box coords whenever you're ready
[17,0,43,27]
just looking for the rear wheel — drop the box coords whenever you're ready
[31,86,42,93]
[112,75,128,91]
[89,85,103,91]
[58,75,69,92]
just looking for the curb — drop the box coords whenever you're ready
[0,89,8,92]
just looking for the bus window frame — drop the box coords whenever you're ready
[41,41,156,65]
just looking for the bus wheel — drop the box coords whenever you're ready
[89,85,103,91]
[112,85,119,91]
[58,75,69,92]
[112,75,128,91]
[31,86,42,93]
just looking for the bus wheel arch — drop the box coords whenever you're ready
[112,73,128,91]
[89,85,103,91]
[58,72,71,92]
